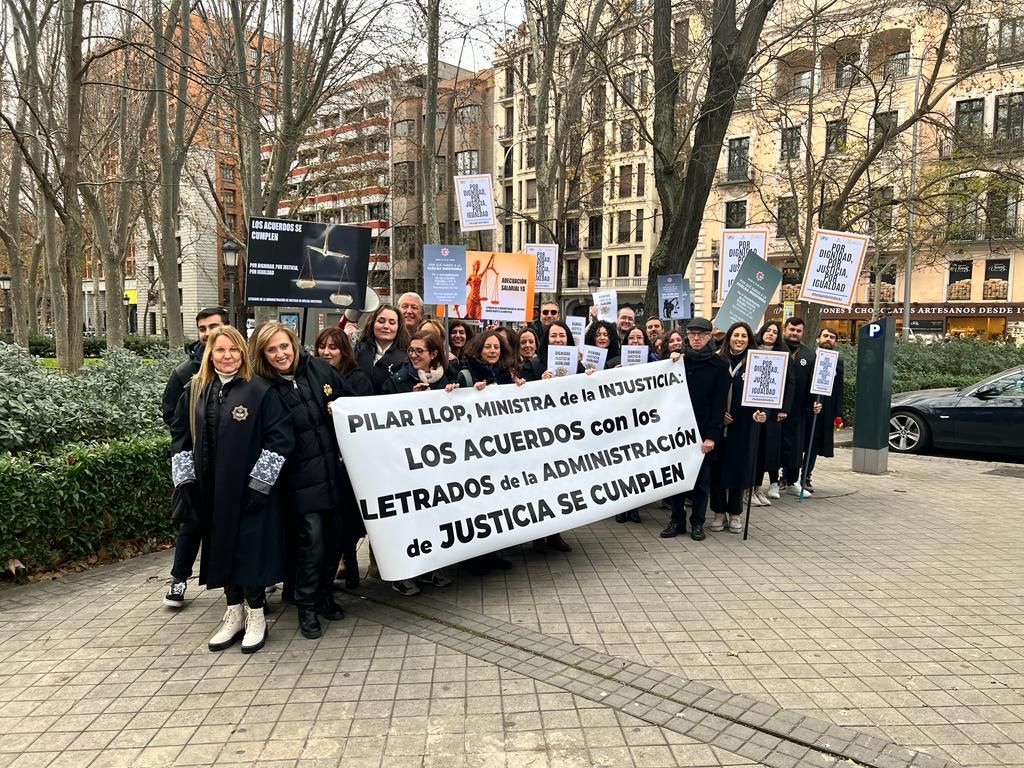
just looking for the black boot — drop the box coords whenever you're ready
[341,548,359,588]
[316,597,345,621]
[298,606,322,639]
[614,512,629,523]
[628,509,641,523]
[660,519,684,538]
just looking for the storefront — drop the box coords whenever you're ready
[768,302,1024,343]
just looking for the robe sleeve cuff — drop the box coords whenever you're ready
[249,449,285,488]
[171,451,196,487]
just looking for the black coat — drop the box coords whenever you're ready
[381,363,452,394]
[171,376,294,589]
[717,356,760,489]
[758,353,795,474]
[810,355,845,458]
[781,343,816,470]
[340,366,374,397]
[682,349,731,445]
[161,341,202,427]
[354,340,408,394]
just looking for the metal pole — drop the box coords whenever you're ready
[228,272,237,329]
[902,53,925,340]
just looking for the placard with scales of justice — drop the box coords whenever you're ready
[245,218,371,309]
[438,251,537,322]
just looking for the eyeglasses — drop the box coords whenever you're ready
[541,309,559,315]
[408,347,428,355]
[686,331,711,337]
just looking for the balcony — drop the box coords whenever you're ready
[498,124,514,142]
[775,82,812,101]
[497,86,514,102]
[716,164,755,185]
[938,130,1024,160]
[946,219,1024,242]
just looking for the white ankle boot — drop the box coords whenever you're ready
[241,603,267,654]
[767,482,781,499]
[709,512,726,531]
[208,604,245,652]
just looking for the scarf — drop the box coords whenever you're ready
[416,366,446,385]
[467,357,508,384]
[683,342,714,362]
[374,340,393,364]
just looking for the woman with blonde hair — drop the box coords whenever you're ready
[250,323,355,639]
[170,326,294,654]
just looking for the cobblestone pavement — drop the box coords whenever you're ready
[1,448,1022,767]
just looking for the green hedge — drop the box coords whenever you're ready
[28,333,173,358]
[0,436,174,571]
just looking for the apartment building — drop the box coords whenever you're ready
[700,2,1024,342]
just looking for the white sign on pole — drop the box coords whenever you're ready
[810,348,840,397]
[741,350,789,410]
[620,345,649,366]
[525,243,559,292]
[593,290,618,323]
[330,361,704,580]
[565,316,585,349]
[454,174,496,232]
[798,229,870,308]
[720,229,769,300]
[580,345,608,372]
[547,346,578,377]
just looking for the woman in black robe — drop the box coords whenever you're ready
[171,326,294,654]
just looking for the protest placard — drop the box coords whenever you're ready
[741,350,789,410]
[565,316,585,348]
[246,218,370,308]
[423,245,467,306]
[620,345,649,366]
[657,275,690,320]
[720,229,769,299]
[798,229,870,308]
[454,174,496,231]
[330,361,705,580]
[525,243,559,292]
[810,348,840,397]
[547,347,577,377]
[580,345,608,372]
[712,253,783,331]
[593,290,618,322]
[436,251,536,322]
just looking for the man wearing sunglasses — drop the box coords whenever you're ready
[530,300,561,337]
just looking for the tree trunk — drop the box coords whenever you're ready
[421,0,439,246]
[4,104,30,347]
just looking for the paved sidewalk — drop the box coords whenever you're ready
[1,448,1022,767]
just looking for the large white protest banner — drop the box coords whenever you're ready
[798,229,869,308]
[331,362,705,580]
[741,350,789,410]
[720,229,769,299]
[810,348,840,397]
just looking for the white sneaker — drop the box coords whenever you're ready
[747,490,765,507]
[767,483,781,499]
[208,604,245,652]
[241,603,267,654]
[708,512,727,532]
[788,482,803,497]
[728,515,743,533]
[755,489,771,507]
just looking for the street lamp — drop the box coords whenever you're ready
[122,294,131,335]
[222,239,241,328]
[0,274,11,336]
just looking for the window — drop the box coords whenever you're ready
[637,163,646,196]
[619,165,633,197]
[503,185,514,212]
[673,18,689,55]
[393,119,415,137]
[640,71,649,101]
[368,203,387,220]
[884,50,910,79]
[946,179,981,241]
[393,161,415,195]
[455,150,479,175]
[781,126,801,160]
[566,220,580,251]
[617,211,632,243]
[588,216,602,247]
[960,25,988,71]
[503,223,513,252]
[995,93,1024,141]
[825,119,848,155]
[527,98,537,126]
[455,105,480,125]
[872,186,894,233]
[998,17,1024,62]
[220,164,235,183]
[621,73,635,105]
[526,222,537,242]
[987,184,1021,238]
[503,67,514,96]
[955,98,985,141]
[725,200,747,229]
[793,70,812,98]
[777,197,798,237]
[834,52,859,88]
[622,28,636,55]
[526,179,537,208]
[588,257,601,281]
[727,137,750,180]
[874,111,898,144]
[527,54,536,84]
[634,254,642,276]
[526,140,536,169]
[608,214,614,244]
[616,254,629,277]
[566,259,579,288]
[620,122,635,152]
[394,226,416,262]
[635,209,644,241]
[222,188,236,207]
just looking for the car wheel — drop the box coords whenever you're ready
[889,411,930,454]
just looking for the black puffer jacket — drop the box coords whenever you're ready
[266,350,353,517]
[354,340,408,394]
[162,341,203,427]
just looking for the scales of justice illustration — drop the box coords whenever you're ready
[294,226,358,307]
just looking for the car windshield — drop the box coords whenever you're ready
[971,367,1024,394]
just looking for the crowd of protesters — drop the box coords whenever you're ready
[163,296,843,654]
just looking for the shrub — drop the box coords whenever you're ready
[0,342,181,454]
[26,333,172,359]
[0,436,174,570]
[28,333,55,357]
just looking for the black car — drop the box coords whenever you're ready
[889,365,1024,454]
